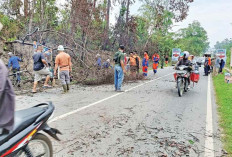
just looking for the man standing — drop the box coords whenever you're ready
[114,45,126,92]
[165,54,169,67]
[215,55,220,75]
[54,45,72,93]
[133,51,140,76]
[204,56,210,76]
[8,52,22,86]
[219,59,225,73]
[152,53,159,74]
[128,52,137,80]
[32,45,52,93]
[142,51,149,76]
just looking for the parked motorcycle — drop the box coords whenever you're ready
[0,102,61,157]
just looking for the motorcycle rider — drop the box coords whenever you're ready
[176,51,192,88]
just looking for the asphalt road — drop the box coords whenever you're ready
[16,66,223,157]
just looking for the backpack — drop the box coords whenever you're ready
[113,53,119,63]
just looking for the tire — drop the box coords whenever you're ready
[184,78,188,92]
[28,133,53,157]
[177,77,184,97]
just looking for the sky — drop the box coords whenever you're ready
[173,0,232,47]
[58,0,232,48]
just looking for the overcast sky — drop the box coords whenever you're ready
[58,0,232,47]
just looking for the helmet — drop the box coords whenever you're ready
[183,51,189,59]
[57,45,64,51]
[8,52,13,56]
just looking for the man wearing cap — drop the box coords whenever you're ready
[113,45,126,92]
[54,45,72,93]
[0,22,15,135]
[32,45,52,93]
[8,52,22,86]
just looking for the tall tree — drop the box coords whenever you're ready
[176,20,209,56]
[102,0,111,50]
[24,0,29,18]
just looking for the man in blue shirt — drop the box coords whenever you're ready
[8,52,22,86]
[96,54,102,69]
[102,59,113,69]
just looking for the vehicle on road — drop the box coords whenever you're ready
[196,57,205,67]
[174,65,191,97]
[0,102,61,157]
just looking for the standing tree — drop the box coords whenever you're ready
[176,20,209,56]
[137,0,194,55]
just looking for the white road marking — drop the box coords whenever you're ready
[49,72,174,123]
[204,75,215,157]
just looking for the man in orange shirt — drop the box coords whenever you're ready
[54,45,72,93]
[133,51,141,76]
[208,56,211,66]
[128,52,137,79]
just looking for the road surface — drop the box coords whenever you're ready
[16,66,223,156]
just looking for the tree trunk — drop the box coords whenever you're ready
[93,0,96,11]
[28,0,35,41]
[40,0,44,29]
[103,0,111,50]
[70,0,77,36]
[126,0,130,24]
[24,0,29,17]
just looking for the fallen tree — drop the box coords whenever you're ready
[2,29,144,94]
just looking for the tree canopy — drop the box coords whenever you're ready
[0,0,211,57]
[175,21,209,56]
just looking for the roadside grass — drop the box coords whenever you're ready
[213,73,232,155]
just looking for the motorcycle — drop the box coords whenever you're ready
[174,65,191,97]
[0,102,61,157]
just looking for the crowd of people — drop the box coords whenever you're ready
[3,40,172,95]
[4,41,227,95]
[113,45,170,91]
[31,44,72,94]
[3,43,72,94]
[204,55,225,76]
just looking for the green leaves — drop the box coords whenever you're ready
[0,14,22,40]
[175,21,209,56]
